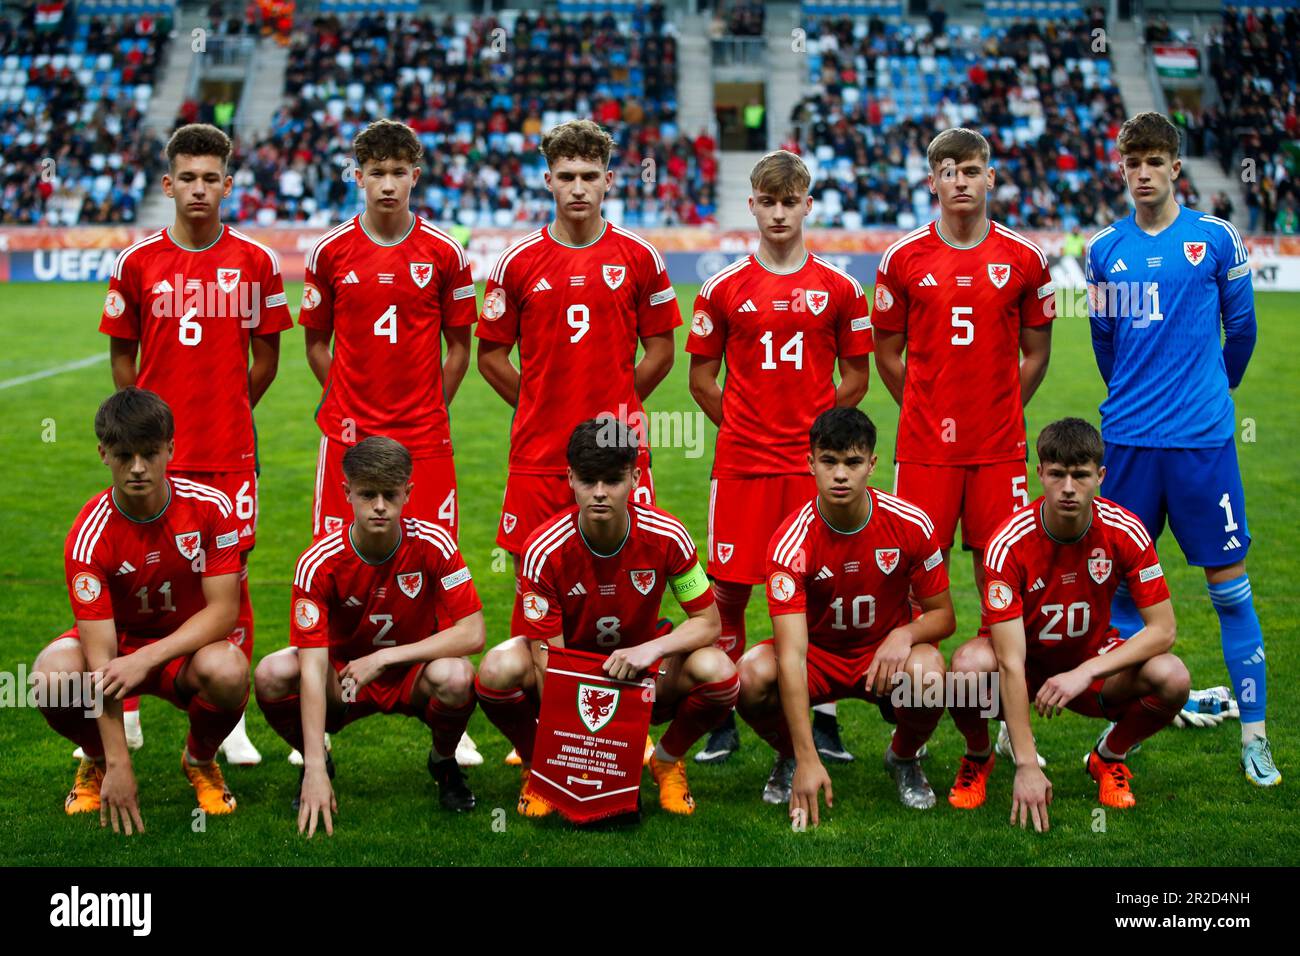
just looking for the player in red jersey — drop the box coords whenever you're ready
[302,120,476,541]
[33,389,248,833]
[688,150,872,765]
[299,120,481,767]
[946,419,1188,829]
[736,408,954,818]
[98,124,292,766]
[873,128,1055,765]
[253,438,485,833]
[474,419,733,817]
[476,120,679,764]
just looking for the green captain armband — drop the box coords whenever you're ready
[669,561,710,605]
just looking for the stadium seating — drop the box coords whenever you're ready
[789,8,1180,229]
[0,3,169,225]
[224,6,716,227]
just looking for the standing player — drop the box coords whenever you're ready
[98,123,293,766]
[476,120,679,759]
[474,420,735,817]
[35,389,249,833]
[872,127,1054,764]
[946,419,1189,828]
[687,150,872,765]
[299,119,480,767]
[254,438,484,831]
[737,408,953,816]
[1086,112,1276,786]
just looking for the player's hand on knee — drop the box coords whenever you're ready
[98,653,151,701]
[1011,765,1052,833]
[340,650,389,690]
[791,760,833,827]
[1035,669,1088,718]
[298,768,337,838]
[866,630,911,697]
[101,765,144,836]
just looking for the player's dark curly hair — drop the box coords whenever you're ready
[1117,111,1181,159]
[166,123,232,171]
[342,436,413,489]
[568,418,638,483]
[95,387,174,451]
[541,119,615,169]
[353,119,424,167]
[809,406,877,454]
[1036,417,1104,468]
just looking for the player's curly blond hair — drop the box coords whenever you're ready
[1116,112,1181,159]
[750,150,811,198]
[353,119,423,168]
[342,437,413,489]
[540,120,615,169]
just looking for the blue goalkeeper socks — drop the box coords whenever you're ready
[1110,581,1145,639]
[1208,575,1266,724]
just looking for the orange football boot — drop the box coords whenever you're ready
[649,756,696,815]
[1086,750,1136,809]
[65,758,105,815]
[948,753,996,810]
[517,768,554,818]
[182,754,237,815]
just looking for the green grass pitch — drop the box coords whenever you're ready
[0,280,1294,866]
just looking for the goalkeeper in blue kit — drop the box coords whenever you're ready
[1086,112,1277,786]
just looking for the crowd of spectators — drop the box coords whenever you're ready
[1,2,167,224]
[786,11,1190,230]
[219,6,718,227]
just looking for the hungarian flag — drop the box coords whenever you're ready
[528,645,655,824]
[35,2,65,30]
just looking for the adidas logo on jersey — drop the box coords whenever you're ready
[344,596,362,607]
[151,280,173,294]
[1029,576,1045,592]
[568,582,587,596]
[1109,259,1127,274]
[738,299,758,312]
[815,566,834,580]
[1224,535,1243,551]
[533,278,552,292]
[342,271,360,284]
[918,273,938,287]
[116,561,136,576]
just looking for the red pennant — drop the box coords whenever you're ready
[528,646,655,823]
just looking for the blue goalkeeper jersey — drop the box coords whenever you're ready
[1086,205,1256,448]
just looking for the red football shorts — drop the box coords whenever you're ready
[1023,637,1127,721]
[327,658,427,727]
[313,435,458,541]
[707,474,817,585]
[174,468,258,552]
[894,459,1027,551]
[755,637,890,707]
[497,446,654,553]
[49,625,250,709]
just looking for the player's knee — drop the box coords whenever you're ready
[193,642,249,707]
[907,642,945,678]
[688,646,735,686]
[253,648,299,700]
[33,637,85,682]
[426,657,475,705]
[951,637,996,675]
[32,638,87,713]
[736,645,777,712]
[1146,653,1191,707]
[476,641,526,691]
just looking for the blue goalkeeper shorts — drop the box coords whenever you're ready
[1101,440,1250,568]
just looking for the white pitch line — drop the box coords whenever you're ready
[0,354,106,391]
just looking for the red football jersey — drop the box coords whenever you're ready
[981,496,1170,670]
[475,222,681,475]
[64,477,243,646]
[765,489,948,657]
[289,517,483,674]
[872,221,1055,465]
[688,253,873,478]
[299,215,478,458]
[517,504,715,652]
[99,226,293,472]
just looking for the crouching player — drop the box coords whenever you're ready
[947,418,1189,829]
[254,437,485,834]
[736,407,954,819]
[475,419,734,817]
[36,388,248,833]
